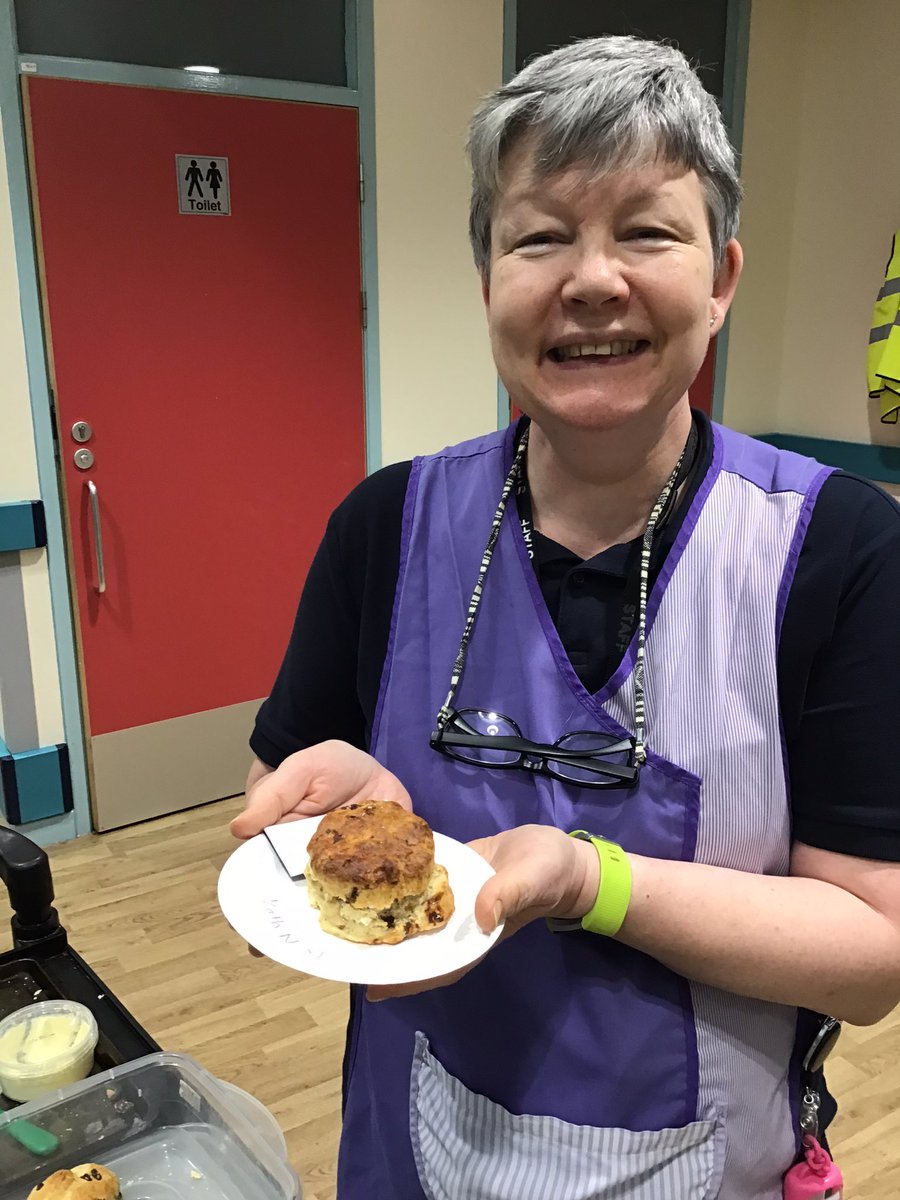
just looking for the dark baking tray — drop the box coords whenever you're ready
[0,945,160,1114]
[0,826,159,1114]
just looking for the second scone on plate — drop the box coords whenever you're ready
[305,801,455,945]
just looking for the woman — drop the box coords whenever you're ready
[234,36,900,1199]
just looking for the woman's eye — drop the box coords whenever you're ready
[516,232,558,249]
[628,228,672,241]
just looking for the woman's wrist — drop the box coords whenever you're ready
[562,835,602,920]
[553,833,634,937]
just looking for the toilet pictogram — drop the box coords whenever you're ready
[185,159,204,198]
[205,161,223,199]
[176,154,231,215]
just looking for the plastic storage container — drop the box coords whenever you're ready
[0,999,98,1102]
[0,1051,301,1200]
[216,1078,289,1161]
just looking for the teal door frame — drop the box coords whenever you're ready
[497,0,752,428]
[0,0,380,844]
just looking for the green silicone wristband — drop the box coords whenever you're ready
[569,830,632,937]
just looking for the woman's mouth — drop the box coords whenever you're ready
[548,339,649,363]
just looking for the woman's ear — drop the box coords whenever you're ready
[711,239,744,323]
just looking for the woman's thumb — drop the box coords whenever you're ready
[474,871,524,934]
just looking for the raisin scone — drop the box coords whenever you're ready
[27,1163,120,1199]
[306,801,455,944]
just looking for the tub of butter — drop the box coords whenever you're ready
[0,1000,98,1102]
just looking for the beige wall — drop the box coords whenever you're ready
[725,0,900,448]
[373,0,503,465]
[0,117,40,499]
[722,0,805,435]
[0,108,65,748]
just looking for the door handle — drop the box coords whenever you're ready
[86,479,106,593]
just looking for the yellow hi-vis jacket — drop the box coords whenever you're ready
[869,231,900,423]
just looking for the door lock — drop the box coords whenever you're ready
[73,448,95,470]
[71,421,93,443]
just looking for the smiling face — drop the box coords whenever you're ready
[482,144,742,436]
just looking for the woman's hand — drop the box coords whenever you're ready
[470,824,599,935]
[230,740,413,840]
[367,825,599,1001]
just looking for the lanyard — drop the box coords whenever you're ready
[514,418,700,649]
[437,420,696,766]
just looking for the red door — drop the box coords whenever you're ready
[25,77,366,829]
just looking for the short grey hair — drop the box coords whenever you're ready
[467,35,742,275]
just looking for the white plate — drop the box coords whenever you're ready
[217,815,504,985]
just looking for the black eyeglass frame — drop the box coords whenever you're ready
[430,708,639,789]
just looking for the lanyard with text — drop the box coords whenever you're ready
[513,419,700,628]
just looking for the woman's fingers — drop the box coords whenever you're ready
[230,742,414,840]
[230,762,314,838]
[469,830,545,932]
[473,864,541,935]
[231,747,333,838]
[469,826,585,932]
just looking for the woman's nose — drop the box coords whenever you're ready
[560,246,629,308]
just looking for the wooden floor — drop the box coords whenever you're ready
[2,798,899,1198]
[0,799,345,1200]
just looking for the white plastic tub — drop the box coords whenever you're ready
[0,999,98,1102]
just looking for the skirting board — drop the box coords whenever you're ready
[90,698,260,831]
[0,501,47,553]
[0,734,73,825]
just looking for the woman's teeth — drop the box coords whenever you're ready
[553,340,642,361]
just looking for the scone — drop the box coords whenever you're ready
[27,1164,120,1200]
[69,1165,121,1199]
[306,801,455,944]
[27,1171,78,1200]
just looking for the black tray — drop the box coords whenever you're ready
[0,826,159,1112]
[0,945,159,1112]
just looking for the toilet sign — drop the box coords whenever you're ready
[176,154,231,215]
